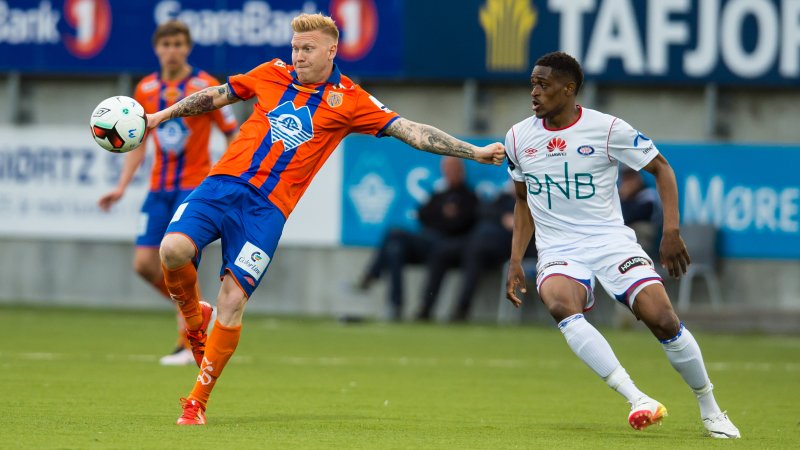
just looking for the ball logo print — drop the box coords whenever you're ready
[63,0,112,59]
[330,0,378,61]
[89,96,146,153]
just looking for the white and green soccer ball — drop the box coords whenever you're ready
[89,96,147,153]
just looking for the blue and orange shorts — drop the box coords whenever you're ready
[165,175,286,298]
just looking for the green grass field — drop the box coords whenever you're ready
[1,305,798,449]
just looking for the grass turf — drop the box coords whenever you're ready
[1,305,797,449]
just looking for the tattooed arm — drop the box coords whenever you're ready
[384,118,506,165]
[146,84,241,129]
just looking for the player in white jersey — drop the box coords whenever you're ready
[504,52,740,438]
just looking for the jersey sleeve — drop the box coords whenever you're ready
[607,118,659,171]
[505,127,524,182]
[227,60,280,101]
[349,87,400,137]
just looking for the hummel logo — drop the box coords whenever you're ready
[198,357,215,385]
[169,294,185,306]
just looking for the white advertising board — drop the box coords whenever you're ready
[0,126,340,245]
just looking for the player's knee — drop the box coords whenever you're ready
[645,310,681,339]
[159,234,195,269]
[544,301,581,323]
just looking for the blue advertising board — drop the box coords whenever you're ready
[662,143,799,259]
[5,0,800,85]
[404,0,800,85]
[342,137,800,259]
[341,134,508,246]
[0,0,403,77]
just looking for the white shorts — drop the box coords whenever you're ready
[535,240,662,311]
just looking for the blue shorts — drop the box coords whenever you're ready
[165,175,287,298]
[136,189,194,246]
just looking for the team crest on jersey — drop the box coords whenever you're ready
[577,145,595,156]
[327,91,343,108]
[267,101,314,151]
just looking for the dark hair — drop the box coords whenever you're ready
[151,20,192,47]
[534,51,583,94]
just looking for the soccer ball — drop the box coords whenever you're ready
[89,96,147,153]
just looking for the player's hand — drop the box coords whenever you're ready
[474,142,506,165]
[98,188,124,212]
[659,229,691,278]
[505,261,527,308]
[145,112,166,130]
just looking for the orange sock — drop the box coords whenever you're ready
[189,321,241,407]
[153,276,171,299]
[162,262,203,331]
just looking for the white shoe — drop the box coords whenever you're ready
[628,397,668,430]
[159,347,194,366]
[703,411,741,438]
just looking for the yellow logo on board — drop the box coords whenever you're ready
[480,0,537,72]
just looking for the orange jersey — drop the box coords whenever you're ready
[213,59,400,217]
[134,69,239,191]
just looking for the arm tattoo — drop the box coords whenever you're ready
[385,119,475,159]
[168,87,217,119]
[217,84,238,102]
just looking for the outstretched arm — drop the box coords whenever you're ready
[506,180,535,307]
[642,154,691,278]
[146,84,241,129]
[384,118,505,165]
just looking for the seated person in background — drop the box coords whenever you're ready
[417,185,519,322]
[619,166,662,258]
[359,157,478,321]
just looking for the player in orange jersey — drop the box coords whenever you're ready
[98,21,238,366]
[144,13,505,425]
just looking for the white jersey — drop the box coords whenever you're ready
[506,106,659,255]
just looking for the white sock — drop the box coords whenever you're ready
[660,324,722,418]
[559,314,645,403]
[604,366,647,405]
